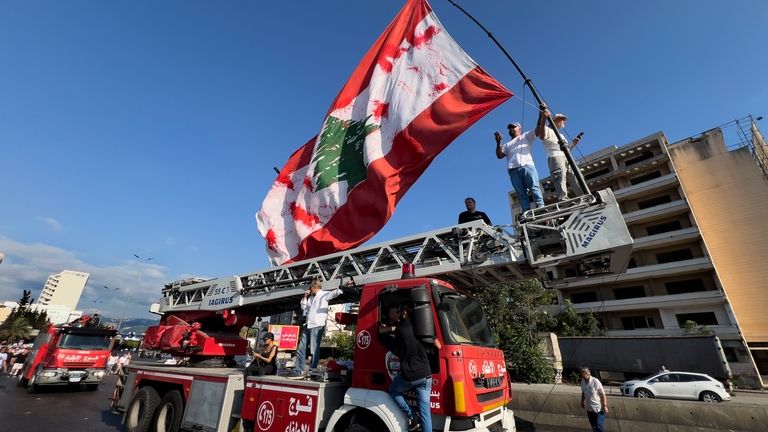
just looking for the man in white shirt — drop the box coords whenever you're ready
[537,107,582,201]
[579,367,608,432]
[495,105,548,213]
[292,279,342,374]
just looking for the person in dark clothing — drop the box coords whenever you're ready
[457,197,492,225]
[246,332,278,376]
[385,305,440,432]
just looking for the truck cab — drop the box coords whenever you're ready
[335,276,512,431]
[18,321,117,393]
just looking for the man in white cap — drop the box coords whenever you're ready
[495,105,548,213]
[537,106,582,201]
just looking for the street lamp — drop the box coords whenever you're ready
[104,285,131,331]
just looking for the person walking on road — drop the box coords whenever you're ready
[580,367,608,432]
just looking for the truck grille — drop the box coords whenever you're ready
[64,362,94,368]
[477,389,504,403]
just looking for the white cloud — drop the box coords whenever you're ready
[165,236,176,245]
[0,235,168,319]
[36,216,63,231]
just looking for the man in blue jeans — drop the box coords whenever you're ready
[580,367,608,432]
[385,305,440,432]
[495,104,549,214]
[292,279,342,376]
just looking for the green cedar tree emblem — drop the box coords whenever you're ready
[312,115,379,193]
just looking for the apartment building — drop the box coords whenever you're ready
[37,269,89,311]
[510,117,768,387]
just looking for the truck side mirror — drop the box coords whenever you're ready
[410,287,435,343]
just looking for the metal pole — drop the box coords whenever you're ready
[446,0,591,196]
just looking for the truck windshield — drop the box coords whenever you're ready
[436,288,496,347]
[58,333,112,350]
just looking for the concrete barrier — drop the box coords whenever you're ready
[512,387,768,431]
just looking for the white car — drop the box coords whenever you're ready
[620,371,731,403]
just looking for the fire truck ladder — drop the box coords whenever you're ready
[155,189,632,316]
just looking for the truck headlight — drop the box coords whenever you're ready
[43,371,59,377]
[93,371,105,378]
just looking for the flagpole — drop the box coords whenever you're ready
[446,0,591,196]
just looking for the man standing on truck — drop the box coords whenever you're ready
[385,305,438,432]
[580,367,608,432]
[495,105,548,213]
[292,278,342,375]
[536,105,582,200]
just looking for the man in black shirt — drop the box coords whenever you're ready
[385,305,438,432]
[458,197,491,225]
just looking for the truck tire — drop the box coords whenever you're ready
[345,425,374,432]
[126,387,161,432]
[86,384,99,391]
[152,390,184,432]
[16,369,28,387]
[26,374,39,394]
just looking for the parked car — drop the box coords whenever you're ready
[620,371,731,403]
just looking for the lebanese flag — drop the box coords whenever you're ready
[257,0,511,265]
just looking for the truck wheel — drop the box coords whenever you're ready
[26,374,39,394]
[16,369,28,387]
[126,387,161,432]
[86,384,99,391]
[152,390,184,432]
[344,424,374,432]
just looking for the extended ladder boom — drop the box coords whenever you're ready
[155,189,632,316]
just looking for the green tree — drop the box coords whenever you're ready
[0,317,33,341]
[327,328,355,360]
[0,289,50,340]
[550,299,603,336]
[473,280,556,383]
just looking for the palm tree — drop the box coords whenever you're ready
[0,317,33,342]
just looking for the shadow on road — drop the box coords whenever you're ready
[101,409,124,431]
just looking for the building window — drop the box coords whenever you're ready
[665,279,706,295]
[629,170,662,185]
[613,286,646,300]
[627,257,637,268]
[621,316,656,330]
[637,195,673,210]
[646,220,683,236]
[655,249,695,264]
[624,150,655,167]
[723,347,739,363]
[584,167,611,180]
[676,312,718,327]
[570,291,599,303]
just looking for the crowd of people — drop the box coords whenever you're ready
[0,342,33,377]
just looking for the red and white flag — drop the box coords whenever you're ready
[257,0,511,265]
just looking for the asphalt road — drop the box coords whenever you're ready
[0,373,124,432]
[2,372,766,432]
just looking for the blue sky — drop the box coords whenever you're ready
[1,1,766,319]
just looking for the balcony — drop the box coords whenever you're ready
[570,289,726,313]
[623,199,690,224]
[553,256,713,289]
[631,227,701,251]
[604,325,741,338]
[613,172,679,201]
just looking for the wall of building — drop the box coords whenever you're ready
[37,270,89,310]
[668,130,768,342]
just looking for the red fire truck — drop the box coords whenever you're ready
[17,315,117,393]
[112,189,633,432]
